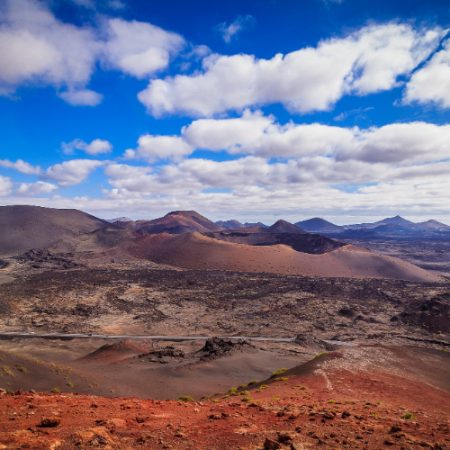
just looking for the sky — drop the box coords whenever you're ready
[0,0,449,224]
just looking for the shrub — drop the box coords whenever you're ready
[271,368,288,378]
[178,395,194,402]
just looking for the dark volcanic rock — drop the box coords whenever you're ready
[198,337,251,360]
[338,307,355,318]
[18,249,78,269]
[138,346,185,363]
[399,294,450,333]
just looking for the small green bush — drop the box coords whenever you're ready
[271,368,288,378]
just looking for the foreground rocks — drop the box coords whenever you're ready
[0,350,448,450]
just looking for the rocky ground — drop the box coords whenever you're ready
[0,346,448,450]
[0,254,448,448]
[0,262,448,341]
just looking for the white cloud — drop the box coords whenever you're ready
[16,181,57,195]
[102,18,185,78]
[45,159,103,186]
[215,15,255,43]
[183,112,450,163]
[183,110,355,157]
[125,134,193,162]
[404,39,450,108]
[58,89,103,106]
[0,158,41,175]
[340,122,450,163]
[0,0,100,95]
[139,23,443,116]
[95,155,450,223]
[0,176,13,196]
[2,163,450,223]
[0,0,185,102]
[62,138,112,155]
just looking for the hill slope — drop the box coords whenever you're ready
[0,205,108,256]
[131,232,440,282]
[135,210,220,234]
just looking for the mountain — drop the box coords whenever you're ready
[216,220,268,230]
[244,221,268,228]
[295,217,342,233]
[0,205,442,282]
[108,217,133,223]
[135,210,221,234]
[415,220,450,232]
[344,215,415,231]
[216,219,243,229]
[268,219,304,234]
[0,205,108,256]
[296,215,450,239]
[131,232,439,282]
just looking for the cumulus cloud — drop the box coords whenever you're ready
[0,0,100,95]
[404,38,450,108]
[215,15,255,43]
[124,134,193,162]
[183,112,450,163]
[102,18,185,78]
[0,0,185,102]
[62,138,112,155]
[2,163,449,222]
[0,176,13,196]
[45,159,103,186]
[183,110,355,157]
[58,89,103,106]
[339,122,450,163]
[139,23,443,116]
[16,181,57,195]
[0,158,41,175]
[97,154,450,223]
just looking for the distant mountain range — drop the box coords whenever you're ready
[0,205,444,282]
[295,215,450,239]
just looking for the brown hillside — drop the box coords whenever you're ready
[131,232,441,282]
[135,210,221,234]
[0,205,107,256]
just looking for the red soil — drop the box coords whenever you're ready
[1,353,448,449]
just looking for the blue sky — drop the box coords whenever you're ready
[0,0,449,223]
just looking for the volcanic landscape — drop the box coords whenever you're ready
[0,205,448,449]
